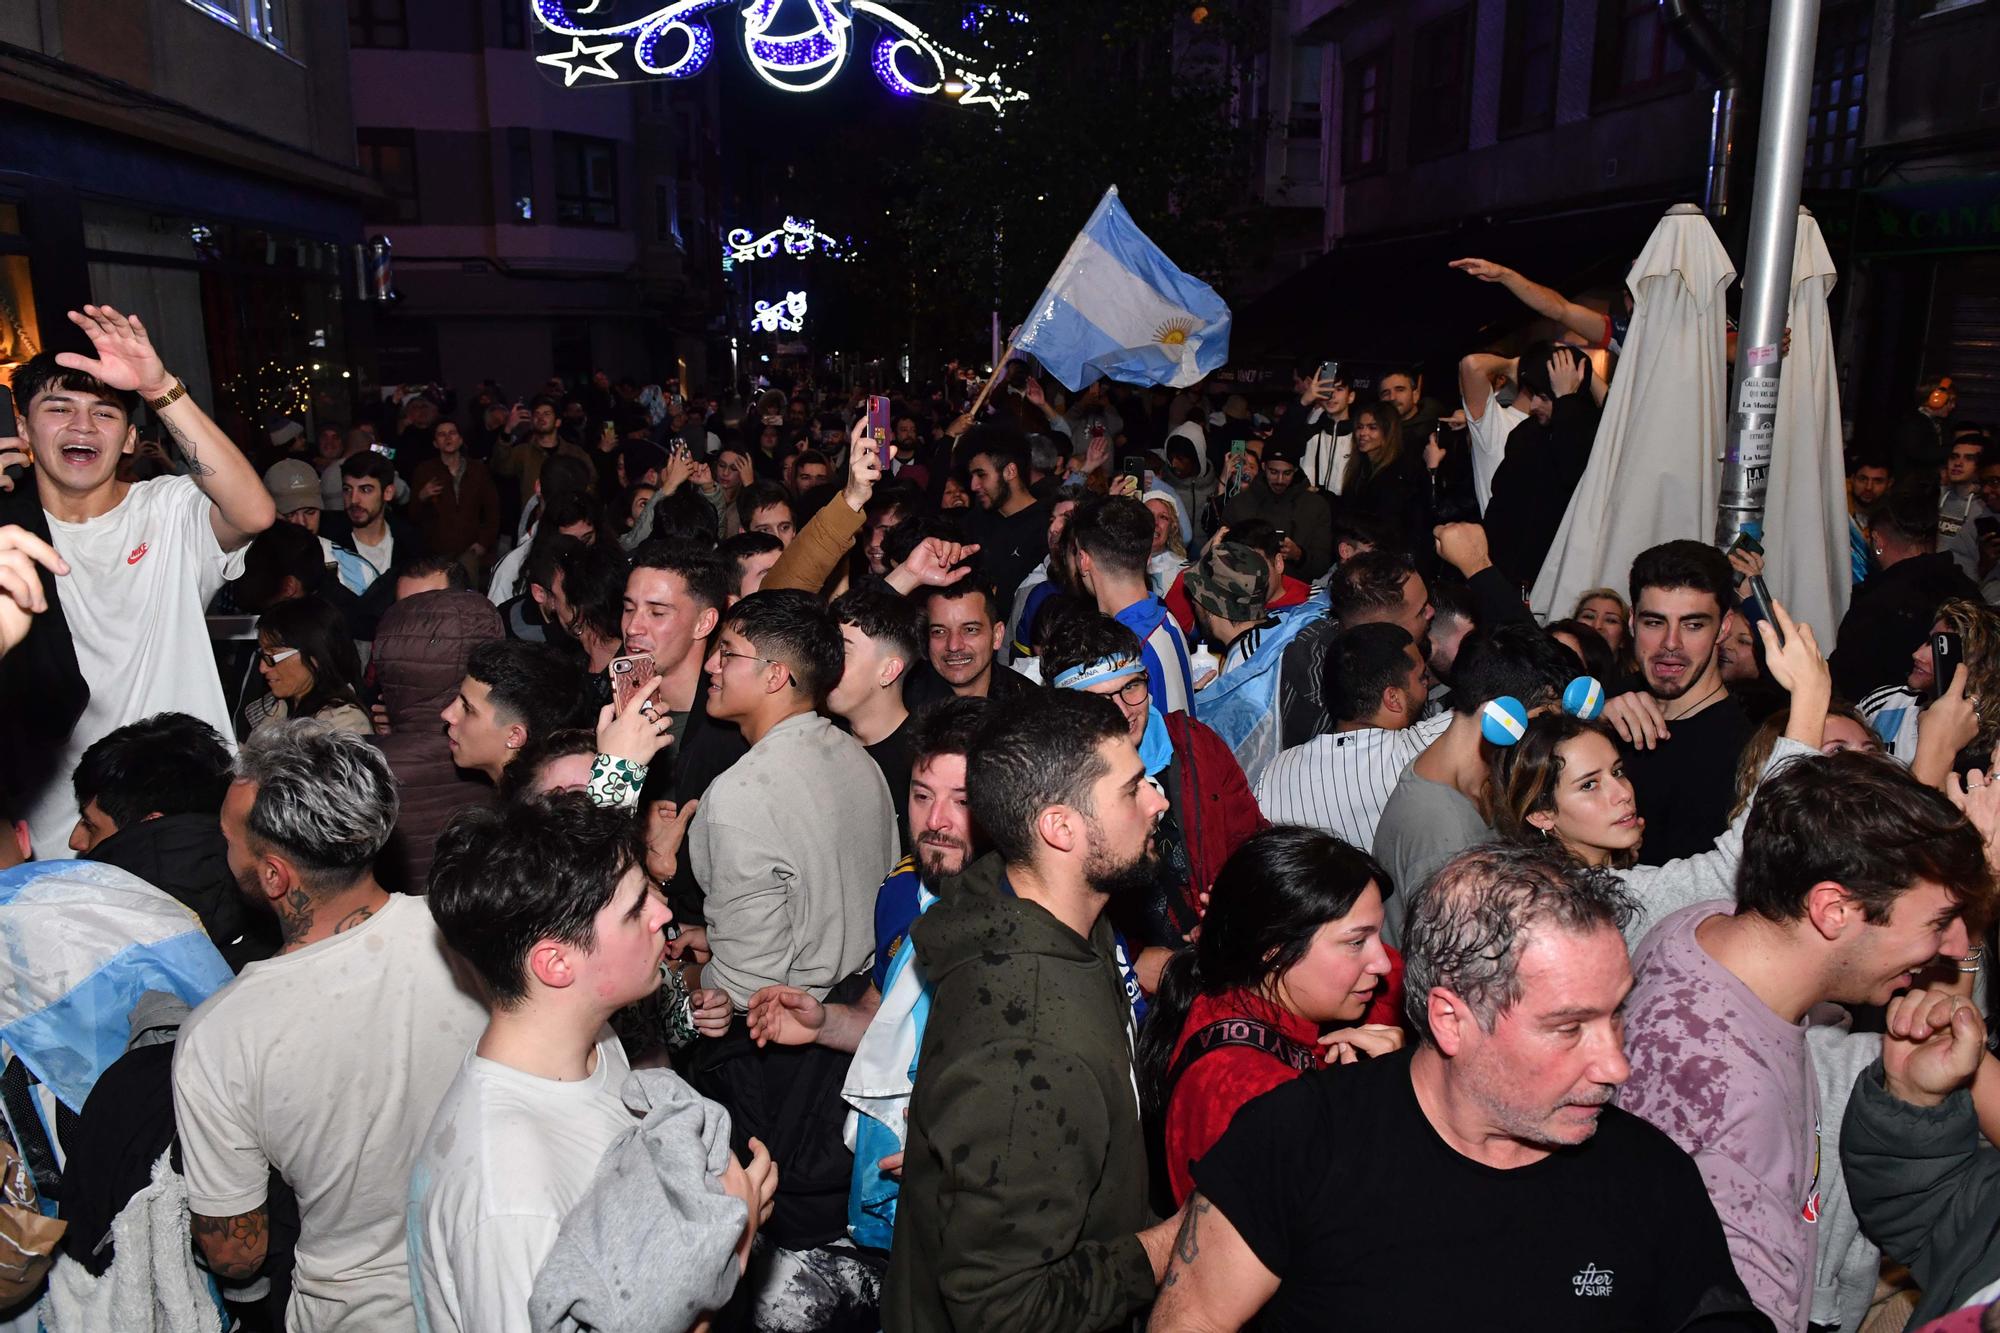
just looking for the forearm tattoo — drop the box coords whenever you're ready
[160,413,215,477]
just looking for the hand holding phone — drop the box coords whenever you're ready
[868,395,893,468]
[1932,631,1966,705]
[610,654,660,714]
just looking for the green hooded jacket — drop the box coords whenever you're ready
[882,852,1156,1332]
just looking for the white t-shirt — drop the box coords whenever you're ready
[487,538,532,605]
[354,530,395,576]
[28,475,246,858]
[1464,395,1525,515]
[408,1036,637,1333]
[173,893,487,1333]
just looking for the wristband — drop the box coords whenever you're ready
[145,378,188,412]
[587,754,648,810]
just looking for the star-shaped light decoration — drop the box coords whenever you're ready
[536,34,625,86]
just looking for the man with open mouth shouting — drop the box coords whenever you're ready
[4,304,275,860]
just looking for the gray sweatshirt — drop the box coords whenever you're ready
[529,1068,745,1333]
[690,711,898,1009]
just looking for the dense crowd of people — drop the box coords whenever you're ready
[1,288,1999,1333]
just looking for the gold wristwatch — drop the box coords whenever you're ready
[145,378,188,412]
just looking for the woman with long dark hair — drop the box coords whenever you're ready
[1487,601,1832,945]
[249,596,370,736]
[1136,826,1400,1206]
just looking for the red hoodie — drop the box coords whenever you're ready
[1160,962,1407,1205]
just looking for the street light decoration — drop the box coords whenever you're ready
[726,217,849,265]
[529,0,1029,114]
[751,291,810,333]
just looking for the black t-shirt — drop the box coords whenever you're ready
[1194,1050,1767,1333]
[1618,696,1753,866]
[865,716,915,853]
[963,498,1052,619]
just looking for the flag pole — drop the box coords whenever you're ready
[965,339,1019,421]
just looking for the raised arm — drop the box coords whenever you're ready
[59,305,274,550]
[1450,258,1609,347]
[1456,353,1515,423]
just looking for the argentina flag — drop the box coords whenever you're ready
[1014,186,1231,392]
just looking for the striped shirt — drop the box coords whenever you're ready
[1858,684,1921,765]
[1255,713,1453,850]
[1117,594,1197,719]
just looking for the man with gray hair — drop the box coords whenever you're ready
[1150,845,1768,1332]
[172,720,485,1333]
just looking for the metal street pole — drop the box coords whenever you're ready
[1715,0,1821,549]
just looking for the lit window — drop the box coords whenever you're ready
[182,0,287,51]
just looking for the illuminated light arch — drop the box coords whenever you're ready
[529,0,1028,114]
[725,216,849,266]
[752,291,810,334]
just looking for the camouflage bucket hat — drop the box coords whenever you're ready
[1185,542,1270,622]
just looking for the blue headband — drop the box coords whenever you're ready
[1052,653,1144,691]
[1052,652,1173,775]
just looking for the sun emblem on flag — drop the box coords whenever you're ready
[1155,317,1199,346]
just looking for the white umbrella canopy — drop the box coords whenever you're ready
[1532,204,1737,621]
[1761,207,1850,647]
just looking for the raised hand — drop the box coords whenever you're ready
[1754,598,1827,701]
[1449,257,1512,284]
[57,305,173,398]
[845,416,882,510]
[1548,345,1586,398]
[596,675,670,767]
[890,537,980,592]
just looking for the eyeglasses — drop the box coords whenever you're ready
[715,648,781,669]
[258,647,300,669]
[1109,674,1151,706]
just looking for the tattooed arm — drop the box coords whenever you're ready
[1146,1193,1280,1332]
[191,1207,270,1280]
[58,305,275,550]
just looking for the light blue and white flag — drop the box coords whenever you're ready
[1014,186,1231,392]
[0,860,232,1113]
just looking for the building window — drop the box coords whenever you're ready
[508,128,536,223]
[1807,4,1869,188]
[1284,44,1325,185]
[1342,47,1391,179]
[1592,0,1690,104]
[1410,7,1474,161]
[1499,0,1562,135]
[555,134,619,227]
[181,0,286,50]
[499,0,526,48]
[349,0,408,49]
[357,130,420,224]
